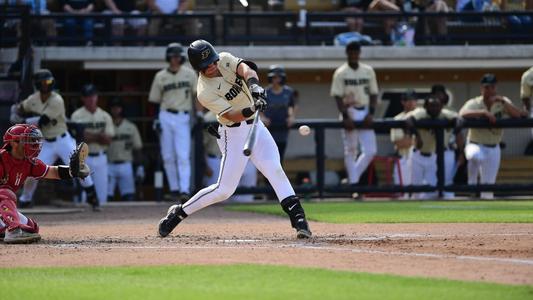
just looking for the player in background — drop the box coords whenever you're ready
[0,124,89,244]
[390,90,417,197]
[431,84,464,199]
[71,84,115,210]
[407,98,458,199]
[16,69,97,209]
[263,65,297,162]
[149,43,198,203]
[330,41,378,199]
[158,40,312,239]
[520,66,533,138]
[460,74,527,199]
[107,98,144,201]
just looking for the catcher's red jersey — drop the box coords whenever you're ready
[0,149,48,192]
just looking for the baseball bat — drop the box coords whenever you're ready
[242,110,260,156]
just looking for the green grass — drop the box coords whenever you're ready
[1,265,531,300]
[228,201,533,223]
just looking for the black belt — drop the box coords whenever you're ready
[207,154,219,158]
[45,132,67,142]
[165,109,188,114]
[88,151,106,157]
[226,119,254,128]
[110,160,126,164]
[414,149,432,157]
[471,141,498,148]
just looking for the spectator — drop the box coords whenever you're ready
[11,1,57,43]
[331,41,378,199]
[390,90,417,193]
[107,97,144,201]
[520,66,533,138]
[501,0,533,36]
[413,0,450,38]
[459,74,527,199]
[368,0,401,44]
[340,0,373,33]
[71,84,115,209]
[407,98,457,199]
[147,0,195,44]
[263,65,297,163]
[62,0,95,45]
[103,0,148,44]
[431,84,464,199]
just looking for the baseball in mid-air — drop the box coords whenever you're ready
[298,125,311,136]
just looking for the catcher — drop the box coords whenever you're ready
[0,124,90,244]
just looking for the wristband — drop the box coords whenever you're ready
[58,165,73,179]
[246,77,259,87]
[242,107,254,118]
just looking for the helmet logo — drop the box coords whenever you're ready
[201,49,211,60]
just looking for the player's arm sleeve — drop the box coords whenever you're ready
[459,100,475,116]
[105,114,115,137]
[30,159,50,179]
[520,73,532,99]
[148,73,162,103]
[369,68,379,95]
[132,125,143,149]
[220,52,242,74]
[330,70,344,98]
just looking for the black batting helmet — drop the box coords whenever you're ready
[268,65,286,85]
[166,43,186,63]
[187,40,219,72]
[33,69,55,92]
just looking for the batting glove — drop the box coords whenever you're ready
[254,98,268,112]
[249,84,267,101]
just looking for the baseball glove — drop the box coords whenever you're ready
[70,142,91,178]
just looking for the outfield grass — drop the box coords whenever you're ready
[1,265,531,300]
[227,201,533,223]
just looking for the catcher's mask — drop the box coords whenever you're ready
[33,69,55,93]
[3,124,43,162]
[187,39,219,72]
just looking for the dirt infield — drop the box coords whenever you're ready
[1,203,532,286]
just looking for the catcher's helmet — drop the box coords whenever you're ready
[33,69,55,92]
[166,43,186,63]
[3,124,43,161]
[268,65,286,85]
[187,40,219,72]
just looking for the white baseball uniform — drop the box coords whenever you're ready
[520,66,533,137]
[330,62,379,184]
[442,108,459,199]
[408,108,456,199]
[149,66,197,195]
[390,110,414,188]
[460,96,510,199]
[19,91,94,204]
[107,118,143,199]
[71,106,115,205]
[182,52,295,216]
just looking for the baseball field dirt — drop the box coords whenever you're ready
[1,203,532,286]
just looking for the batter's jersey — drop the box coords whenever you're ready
[330,62,378,108]
[20,91,68,139]
[196,52,255,126]
[71,107,115,153]
[521,66,533,99]
[107,119,142,163]
[0,149,48,192]
[202,111,221,157]
[459,96,511,145]
[390,111,413,157]
[148,66,197,112]
[409,108,456,153]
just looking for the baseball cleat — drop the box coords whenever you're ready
[158,204,187,237]
[295,218,312,239]
[4,228,41,244]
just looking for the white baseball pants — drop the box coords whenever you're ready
[443,149,456,199]
[409,150,438,199]
[343,107,377,184]
[203,155,221,187]
[183,119,294,215]
[108,161,135,197]
[86,152,108,205]
[465,142,501,199]
[230,161,257,203]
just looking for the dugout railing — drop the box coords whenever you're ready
[2,6,533,46]
[228,118,533,199]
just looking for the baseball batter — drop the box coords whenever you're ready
[71,84,115,209]
[0,124,90,244]
[107,98,143,201]
[16,69,97,208]
[158,40,312,239]
[390,90,417,191]
[459,74,526,199]
[149,43,197,203]
[520,66,533,137]
[407,98,457,199]
[331,41,378,198]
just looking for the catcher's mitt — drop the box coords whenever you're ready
[70,142,91,178]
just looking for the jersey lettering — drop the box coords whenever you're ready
[224,78,244,101]
[163,81,191,92]
[344,78,370,86]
